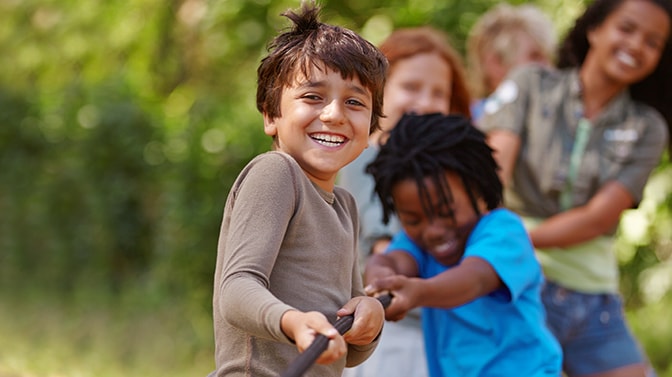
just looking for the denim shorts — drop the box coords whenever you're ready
[542,281,652,376]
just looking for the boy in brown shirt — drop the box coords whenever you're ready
[208,2,388,377]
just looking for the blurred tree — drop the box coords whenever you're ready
[1,0,671,374]
[0,0,669,350]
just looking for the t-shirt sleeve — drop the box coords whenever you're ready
[386,210,542,303]
[479,65,537,136]
[464,209,542,302]
[612,107,669,205]
[387,230,428,274]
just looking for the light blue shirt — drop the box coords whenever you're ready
[388,208,562,377]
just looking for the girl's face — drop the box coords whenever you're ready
[378,53,452,135]
[391,172,487,267]
[587,0,670,85]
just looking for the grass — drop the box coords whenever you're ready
[0,287,215,377]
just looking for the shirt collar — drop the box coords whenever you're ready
[568,68,632,126]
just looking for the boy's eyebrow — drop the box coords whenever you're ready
[297,79,370,97]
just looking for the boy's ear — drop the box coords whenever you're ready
[263,113,278,136]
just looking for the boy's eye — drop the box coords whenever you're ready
[401,219,421,227]
[302,94,322,101]
[438,209,455,218]
[398,214,422,227]
[346,98,366,107]
[436,206,456,222]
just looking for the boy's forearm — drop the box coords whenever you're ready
[417,258,500,309]
[220,273,295,343]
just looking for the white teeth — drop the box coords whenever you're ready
[434,240,456,253]
[311,133,345,146]
[616,51,637,68]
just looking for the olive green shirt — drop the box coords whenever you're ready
[480,66,668,293]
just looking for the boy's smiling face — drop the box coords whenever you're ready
[392,171,486,266]
[263,65,372,192]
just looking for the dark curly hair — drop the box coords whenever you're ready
[256,1,388,135]
[557,0,672,145]
[366,113,503,225]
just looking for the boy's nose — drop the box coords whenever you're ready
[424,220,446,242]
[320,100,346,124]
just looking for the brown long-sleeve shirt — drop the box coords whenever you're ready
[209,151,377,377]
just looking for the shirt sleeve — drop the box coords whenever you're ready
[611,107,669,204]
[465,209,542,302]
[217,153,298,343]
[386,210,542,303]
[479,65,537,136]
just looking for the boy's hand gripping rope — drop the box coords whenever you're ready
[278,293,393,377]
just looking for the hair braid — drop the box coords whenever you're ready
[366,113,503,224]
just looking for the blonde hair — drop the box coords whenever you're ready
[467,3,556,98]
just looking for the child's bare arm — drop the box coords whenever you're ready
[366,257,502,321]
[280,310,347,365]
[364,249,418,286]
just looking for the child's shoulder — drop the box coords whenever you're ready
[242,151,304,177]
[482,207,519,221]
[233,151,303,191]
[249,151,298,168]
[478,208,526,235]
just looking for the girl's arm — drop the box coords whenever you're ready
[486,129,521,187]
[487,127,634,248]
[529,180,633,248]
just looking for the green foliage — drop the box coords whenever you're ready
[0,0,671,375]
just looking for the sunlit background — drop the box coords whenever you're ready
[1,0,670,376]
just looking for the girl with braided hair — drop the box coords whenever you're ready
[364,113,562,377]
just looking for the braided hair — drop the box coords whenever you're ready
[366,113,503,225]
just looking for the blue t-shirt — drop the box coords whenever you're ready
[388,208,562,377]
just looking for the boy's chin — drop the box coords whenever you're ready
[433,251,464,267]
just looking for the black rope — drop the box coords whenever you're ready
[278,294,393,377]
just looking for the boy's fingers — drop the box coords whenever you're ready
[364,284,377,295]
[365,276,394,294]
[321,327,338,338]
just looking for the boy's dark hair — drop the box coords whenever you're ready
[557,0,672,148]
[366,113,503,225]
[256,1,388,134]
